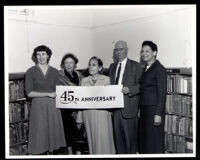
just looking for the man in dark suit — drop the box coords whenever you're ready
[109,40,143,154]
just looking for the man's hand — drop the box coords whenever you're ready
[122,86,130,95]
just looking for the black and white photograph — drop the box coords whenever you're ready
[4,5,196,158]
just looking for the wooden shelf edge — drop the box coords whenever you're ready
[10,141,28,147]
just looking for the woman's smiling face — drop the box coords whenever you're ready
[64,57,76,73]
[141,45,156,62]
[36,51,49,65]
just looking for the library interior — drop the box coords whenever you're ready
[5,5,196,157]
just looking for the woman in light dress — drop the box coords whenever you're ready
[77,56,116,154]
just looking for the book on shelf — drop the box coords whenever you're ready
[9,73,30,155]
[165,134,190,153]
[9,80,25,101]
[167,75,192,94]
[165,115,192,138]
[9,122,29,146]
[166,95,192,116]
[10,144,28,155]
[9,102,30,123]
[166,68,192,75]
[10,146,19,155]
[10,124,17,145]
[186,141,193,153]
[165,68,193,154]
[20,144,28,155]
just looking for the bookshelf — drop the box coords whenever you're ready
[8,70,90,155]
[9,73,31,155]
[165,68,193,153]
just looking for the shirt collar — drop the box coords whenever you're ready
[118,57,128,66]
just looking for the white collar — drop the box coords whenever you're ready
[146,65,150,69]
[118,57,128,66]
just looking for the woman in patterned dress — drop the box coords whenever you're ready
[59,53,86,154]
[25,45,66,154]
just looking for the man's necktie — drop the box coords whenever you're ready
[115,63,121,84]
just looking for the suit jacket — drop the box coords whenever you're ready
[139,60,167,116]
[109,58,143,118]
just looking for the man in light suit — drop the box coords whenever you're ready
[109,40,143,154]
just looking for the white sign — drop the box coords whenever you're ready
[56,85,124,109]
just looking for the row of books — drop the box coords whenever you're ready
[10,144,28,155]
[166,68,192,75]
[165,134,193,153]
[9,80,25,101]
[9,102,30,123]
[165,115,192,137]
[167,75,192,94]
[166,94,192,115]
[10,122,29,146]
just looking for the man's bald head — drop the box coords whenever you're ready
[115,40,127,48]
[114,40,128,62]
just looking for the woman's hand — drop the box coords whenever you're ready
[71,111,78,119]
[77,123,83,130]
[47,92,56,98]
[122,86,130,95]
[154,115,162,126]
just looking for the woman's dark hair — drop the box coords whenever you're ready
[88,56,104,74]
[60,53,79,69]
[142,41,158,52]
[89,56,103,67]
[31,45,52,64]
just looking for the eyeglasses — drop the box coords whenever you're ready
[114,48,126,52]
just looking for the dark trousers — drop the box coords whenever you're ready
[113,110,138,154]
[139,105,165,153]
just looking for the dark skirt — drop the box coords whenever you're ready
[139,105,165,154]
[61,109,88,152]
[61,109,76,147]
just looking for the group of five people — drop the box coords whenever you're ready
[25,40,167,155]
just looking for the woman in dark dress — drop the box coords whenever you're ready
[139,41,167,153]
[25,45,66,154]
[59,53,85,154]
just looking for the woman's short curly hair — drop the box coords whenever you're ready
[60,53,79,69]
[31,45,52,64]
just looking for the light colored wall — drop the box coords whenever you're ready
[6,6,195,73]
[91,5,189,28]
[6,7,93,73]
[34,7,93,27]
[92,7,195,68]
